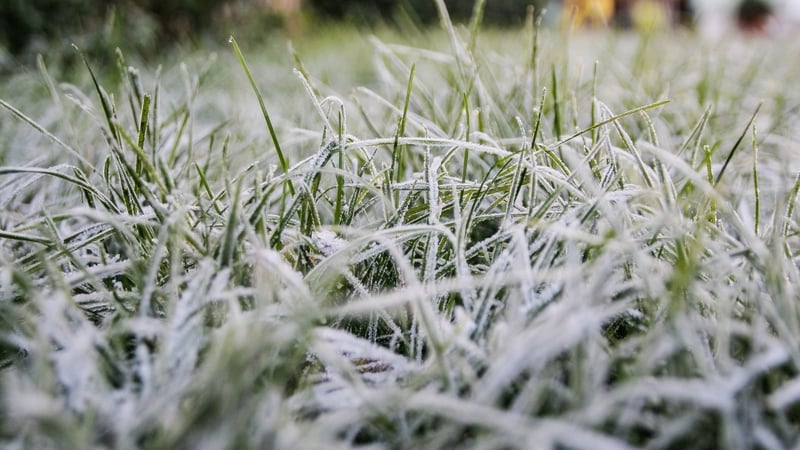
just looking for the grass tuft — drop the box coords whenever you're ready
[1,22,800,449]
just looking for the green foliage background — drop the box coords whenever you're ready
[307,0,540,24]
[0,0,94,53]
[0,0,541,63]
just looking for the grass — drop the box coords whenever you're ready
[2,6,800,448]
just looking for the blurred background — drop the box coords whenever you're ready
[1,0,798,70]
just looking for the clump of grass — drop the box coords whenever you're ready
[2,5,800,448]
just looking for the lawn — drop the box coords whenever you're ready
[2,5,800,448]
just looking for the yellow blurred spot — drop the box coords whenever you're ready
[562,0,615,28]
[631,0,669,31]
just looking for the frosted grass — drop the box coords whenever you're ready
[2,8,800,449]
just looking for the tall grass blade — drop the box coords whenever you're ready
[229,36,295,196]
[715,103,762,186]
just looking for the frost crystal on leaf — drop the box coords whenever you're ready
[311,230,348,257]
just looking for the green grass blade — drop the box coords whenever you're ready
[715,103,762,186]
[551,64,561,138]
[136,94,151,176]
[220,177,243,268]
[549,99,671,150]
[0,229,51,245]
[74,45,120,144]
[229,36,295,196]
[752,120,760,235]
[392,63,416,184]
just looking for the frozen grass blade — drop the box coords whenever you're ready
[549,99,671,150]
[551,64,562,138]
[135,94,151,175]
[229,36,295,196]
[0,99,92,168]
[392,63,416,185]
[0,229,51,245]
[715,103,762,187]
[0,166,118,212]
[752,121,760,236]
[468,0,487,53]
[75,45,120,145]
[220,178,242,268]
[334,109,345,226]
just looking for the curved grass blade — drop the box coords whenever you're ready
[0,99,92,168]
[715,103,762,187]
[229,36,295,196]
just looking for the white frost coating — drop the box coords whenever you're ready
[306,328,421,412]
[520,282,562,315]
[428,156,442,224]
[0,267,9,291]
[767,376,800,411]
[311,229,348,257]
[314,327,416,373]
[40,294,101,413]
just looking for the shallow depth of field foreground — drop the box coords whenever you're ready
[2,7,800,449]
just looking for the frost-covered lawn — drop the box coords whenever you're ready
[2,9,800,449]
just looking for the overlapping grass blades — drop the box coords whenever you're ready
[1,3,800,448]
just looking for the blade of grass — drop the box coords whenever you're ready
[229,36,295,196]
[704,144,717,222]
[0,229,52,246]
[0,166,117,212]
[461,93,471,185]
[392,63,416,185]
[334,108,345,226]
[75,45,120,145]
[136,94,151,177]
[549,99,671,150]
[220,177,243,268]
[468,0,487,53]
[752,120,760,235]
[551,64,562,138]
[715,103,762,186]
[0,99,92,168]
